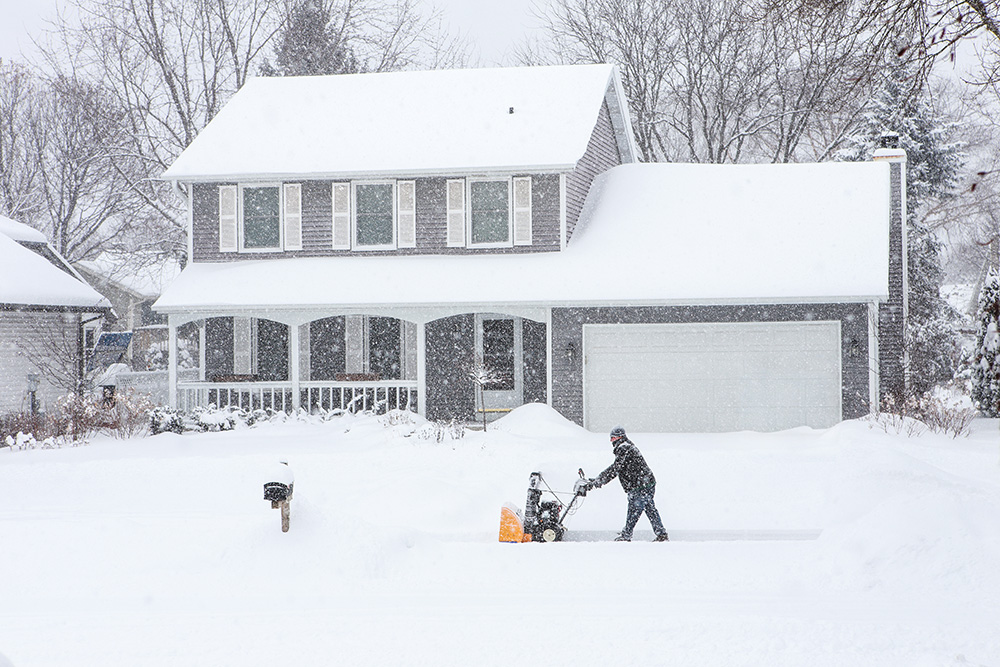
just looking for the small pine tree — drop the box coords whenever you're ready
[971,270,1000,416]
[840,64,964,395]
[260,0,357,77]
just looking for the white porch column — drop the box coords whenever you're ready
[168,315,178,408]
[290,323,301,411]
[198,320,206,381]
[416,321,426,417]
[546,307,553,407]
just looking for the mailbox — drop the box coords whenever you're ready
[264,461,295,532]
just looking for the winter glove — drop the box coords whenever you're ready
[588,478,599,490]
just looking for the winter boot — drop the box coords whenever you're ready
[654,533,669,542]
[614,533,631,542]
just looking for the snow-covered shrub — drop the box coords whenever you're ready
[54,393,105,441]
[2,431,61,450]
[104,390,156,438]
[150,407,185,435]
[415,419,465,443]
[867,391,976,438]
[866,395,926,437]
[191,404,243,431]
[0,411,47,444]
[971,270,1000,417]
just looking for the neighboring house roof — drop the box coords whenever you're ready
[162,64,637,182]
[0,215,47,243]
[155,161,890,314]
[0,231,112,310]
[76,253,182,301]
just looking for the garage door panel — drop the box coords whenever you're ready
[584,322,841,433]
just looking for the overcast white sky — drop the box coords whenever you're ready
[0,0,544,65]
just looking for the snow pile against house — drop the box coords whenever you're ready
[163,64,634,180]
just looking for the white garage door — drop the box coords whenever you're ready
[584,321,842,433]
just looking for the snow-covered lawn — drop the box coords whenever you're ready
[1,405,998,666]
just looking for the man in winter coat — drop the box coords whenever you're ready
[588,426,669,542]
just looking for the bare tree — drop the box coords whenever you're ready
[31,0,465,264]
[0,59,43,224]
[30,74,150,262]
[35,0,288,260]
[524,0,903,163]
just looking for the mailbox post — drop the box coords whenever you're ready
[263,461,294,532]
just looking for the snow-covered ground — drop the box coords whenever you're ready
[1,404,998,666]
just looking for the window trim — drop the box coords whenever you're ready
[237,182,284,253]
[465,176,514,248]
[351,180,397,251]
[467,177,513,248]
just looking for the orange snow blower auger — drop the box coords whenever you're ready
[499,469,590,543]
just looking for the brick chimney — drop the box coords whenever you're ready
[873,132,908,402]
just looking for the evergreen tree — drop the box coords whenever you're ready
[972,270,1000,416]
[841,65,964,395]
[261,1,357,77]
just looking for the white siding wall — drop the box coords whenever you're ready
[0,311,80,415]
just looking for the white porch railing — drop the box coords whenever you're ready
[177,380,418,414]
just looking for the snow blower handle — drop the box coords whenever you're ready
[573,468,592,497]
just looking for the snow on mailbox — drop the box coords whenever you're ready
[264,461,294,533]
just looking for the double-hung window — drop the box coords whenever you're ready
[353,181,396,249]
[447,176,532,248]
[219,183,302,253]
[469,178,511,247]
[241,184,281,250]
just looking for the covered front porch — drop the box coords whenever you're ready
[165,305,552,421]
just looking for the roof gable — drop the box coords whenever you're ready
[163,64,634,182]
[0,232,112,310]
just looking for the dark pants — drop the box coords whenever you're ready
[622,486,666,539]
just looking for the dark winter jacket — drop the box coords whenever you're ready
[594,438,656,493]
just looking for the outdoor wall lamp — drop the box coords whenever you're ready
[26,374,40,415]
[565,341,578,364]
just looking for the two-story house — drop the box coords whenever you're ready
[155,64,904,433]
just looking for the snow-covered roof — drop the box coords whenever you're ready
[162,64,635,182]
[155,161,890,315]
[0,232,112,310]
[76,253,182,300]
[0,215,47,243]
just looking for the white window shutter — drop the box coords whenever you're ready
[233,317,253,375]
[446,179,465,247]
[513,176,532,246]
[397,180,416,248]
[218,185,238,252]
[283,183,302,251]
[332,183,351,249]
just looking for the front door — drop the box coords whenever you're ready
[476,315,523,414]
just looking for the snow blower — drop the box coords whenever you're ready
[499,469,590,543]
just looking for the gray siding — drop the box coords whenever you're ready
[551,304,872,428]
[878,160,906,402]
[522,318,548,405]
[0,311,83,415]
[192,175,562,262]
[565,101,622,242]
[425,314,475,421]
[205,317,234,380]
